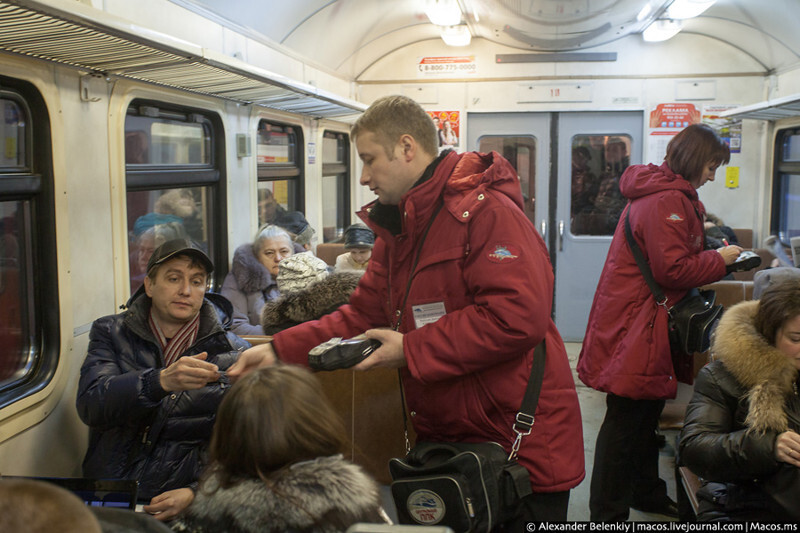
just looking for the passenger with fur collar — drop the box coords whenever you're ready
[679,279,800,522]
[261,271,361,335]
[221,225,295,336]
[170,365,387,533]
[172,455,384,533]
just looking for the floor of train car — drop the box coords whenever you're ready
[380,342,680,523]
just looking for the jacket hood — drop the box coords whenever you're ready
[712,300,799,433]
[231,243,275,293]
[261,272,360,331]
[620,162,698,203]
[446,151,525,211]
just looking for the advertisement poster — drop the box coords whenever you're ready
[648,103,701,163]
[417,56,476,77]
[703,104,742,153]
[427,110,461,153]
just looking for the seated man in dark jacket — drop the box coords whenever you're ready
[76,239,249,522]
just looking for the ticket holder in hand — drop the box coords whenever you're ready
[726,250,761,274]
[308,335,381,371]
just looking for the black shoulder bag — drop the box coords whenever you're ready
[623,206,722,359]
[389,345,544,532]
[385,201,543,532]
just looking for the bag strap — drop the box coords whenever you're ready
[508,340,546,461]
[392,197,548,460]
[623,206,668,310]
[393,200,444,453]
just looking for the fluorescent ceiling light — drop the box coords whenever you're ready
[441,25,471,46]
[426,0,462,27]
[642,19,682,42]
[667,0,716,20]
[636,4,652,22]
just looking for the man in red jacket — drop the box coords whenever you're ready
[230,95,584,525]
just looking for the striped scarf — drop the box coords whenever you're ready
[149,310,200,367]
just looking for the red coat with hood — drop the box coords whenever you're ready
[272,151,585,492]
[577,162,728,400]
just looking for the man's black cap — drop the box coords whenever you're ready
[146,238,213,274]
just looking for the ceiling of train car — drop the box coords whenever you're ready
[174,0,800,79]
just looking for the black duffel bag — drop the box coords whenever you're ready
[389,442,531,532]
[667,287,723,355]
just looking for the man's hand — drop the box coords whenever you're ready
[227,343,277,381]
[353,328,407,371]
[143,487,194,522]
[159,352,219,392]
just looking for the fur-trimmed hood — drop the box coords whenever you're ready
[230,243,275,294]
[171,455,386,533]
[712,300,799,433]
[261,271,360,333]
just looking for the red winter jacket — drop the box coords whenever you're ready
[577,162,727,400]
[273,151,585,492]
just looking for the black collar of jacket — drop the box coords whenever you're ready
[369,149,453,236]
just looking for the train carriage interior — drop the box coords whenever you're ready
[1,0,800,525]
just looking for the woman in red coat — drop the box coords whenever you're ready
[578,124,743,521]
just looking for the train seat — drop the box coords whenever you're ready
[316,242,346,267]
[731,228,753,249]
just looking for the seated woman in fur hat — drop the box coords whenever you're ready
[171,364,388,533]
[678,277,800,522]
[261,252,361,335]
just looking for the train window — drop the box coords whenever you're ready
[477,136,536,214]
[0,100,26,169]
[570,135,630,236]
[257,120,303,226]
[772,128,800,242]
[321,131,350,242]
[125,101,226,295]
[0,81,58,409]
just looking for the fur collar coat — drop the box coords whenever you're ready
[711,300,799,433]
[220,244,279,336]
[678,300,800,521]
[171,455,387,533]
[260,272,360,335]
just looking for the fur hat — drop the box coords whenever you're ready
[344,223,375,250]
[275,211,315,246]
[277,252,328,293]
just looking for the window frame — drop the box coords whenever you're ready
[124,99,227,292]
[0,75,59,410]
[256,119,305,217]
[321,129,351,243]
[771,126,800,243]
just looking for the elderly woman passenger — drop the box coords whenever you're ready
[221,225,294,336]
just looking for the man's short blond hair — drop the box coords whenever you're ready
[351,95,439,159]
[0,478,102,533]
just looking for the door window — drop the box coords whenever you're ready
[570,135,631,236]
[477,136,536,218]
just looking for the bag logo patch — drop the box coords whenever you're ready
[666,213,684,222]
[407,489,445,525]
[488,244,520,263]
